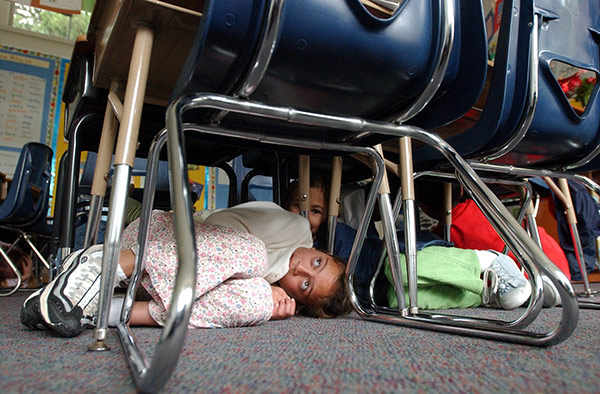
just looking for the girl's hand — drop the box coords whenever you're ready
[271,285,296,320]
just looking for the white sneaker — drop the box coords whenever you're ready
[21,249,81,330]
[482,252,532,310]
[39,245,104,337]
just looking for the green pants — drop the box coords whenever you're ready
[385,246,483,310]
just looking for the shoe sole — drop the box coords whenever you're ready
[21,251,83,331]
[44,294,85,337]
[20,289,49,330]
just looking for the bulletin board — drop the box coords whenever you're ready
[0,46,60,176]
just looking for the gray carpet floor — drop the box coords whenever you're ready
[1,289,599,393]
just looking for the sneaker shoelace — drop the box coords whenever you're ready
[481,268,498,305]
[67,256,101,310]
[491,260,523,290]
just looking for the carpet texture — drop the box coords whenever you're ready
[1,291,599,393]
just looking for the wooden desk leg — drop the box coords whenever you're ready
[298,155,310,217]
[90,24,154,351]
[399,137,418,314]
[327,156,342,254]
[373,144,408,315]
[83,81,119,249]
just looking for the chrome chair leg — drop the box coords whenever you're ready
[327,156,343,254]
[443,182,452,242]
[398,137,419,314]
[373,144,408,314]
[298,155,310,218]
[544,177,599,302]
[116,127,194,392]
[0,246,21,296]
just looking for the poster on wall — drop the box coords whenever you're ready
[0,46,60,176]
[8,0,82,14]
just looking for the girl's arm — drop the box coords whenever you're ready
[129,301,160,326]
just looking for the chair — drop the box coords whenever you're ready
[87,0,577,392]
[410,0,536,166]
[493,0,600,169]
[466,0,600,304]
[411,0,600,306]
[412,0,600,169]
[0,143,53,296]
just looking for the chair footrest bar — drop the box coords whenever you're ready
[360,311,565,347]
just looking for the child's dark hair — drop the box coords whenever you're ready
[297,254,353,318]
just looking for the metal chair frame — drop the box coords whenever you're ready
[82,1,580,393]
[107,92,577,392]
[412,1,600,310]
[465,161,600,310]
[366,172,539,314]
[160,94,578,349]
[113,125,387,392]
[103,92,575,392]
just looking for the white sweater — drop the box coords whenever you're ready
[204,201,313,283]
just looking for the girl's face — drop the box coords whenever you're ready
[287,187,328,239]
[278,247,342,305]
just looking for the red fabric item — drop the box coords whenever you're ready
[434,199,571,280]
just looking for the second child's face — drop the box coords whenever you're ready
[287,187,328,239]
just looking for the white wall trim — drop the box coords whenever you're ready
[0,1,74,59]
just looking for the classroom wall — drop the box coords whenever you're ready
[0,2,73,216]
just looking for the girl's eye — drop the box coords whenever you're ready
[301,279,310,291]
[311,209,322,215]
[313,258,322,268]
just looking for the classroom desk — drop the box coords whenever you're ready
[87,0,202,103]
[81,0,203,352]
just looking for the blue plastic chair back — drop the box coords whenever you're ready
[413,0,534,168]
[496,0,600,168]
[0,143,53,226]
[173,0,449,121]
[408,0,488,128]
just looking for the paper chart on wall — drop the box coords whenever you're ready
[0,47,59,176]
[0,69,45,147]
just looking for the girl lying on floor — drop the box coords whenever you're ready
[284,174,533,311]
[21,202,353,338]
